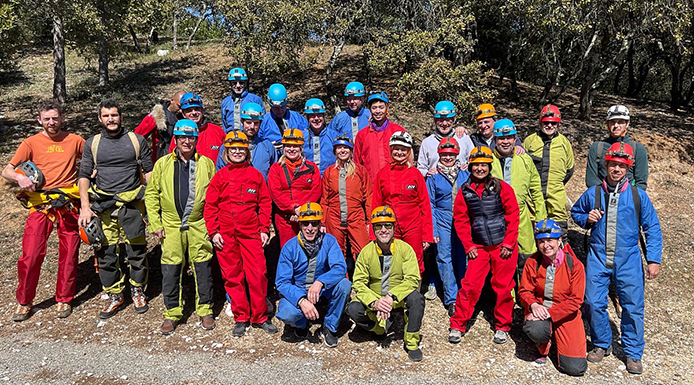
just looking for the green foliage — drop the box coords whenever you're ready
[0,0,22,70]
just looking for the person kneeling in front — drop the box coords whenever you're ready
[275,202,352,348]
[346,206,425,362]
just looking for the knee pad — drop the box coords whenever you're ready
[523,319,551,344]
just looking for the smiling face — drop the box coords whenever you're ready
[537,238,560,260]
[334,145,352,162]
[38,108,64,137]
[476,117,495,139]
[434,117,454,135]
[300,220,320,241]
[607,119,629,138]
[182,106,204,124]
[283,143,302,161]
[346,96,364,112]
[439,152,457,167]
[470,162,490,180]
[176,135,197,157]
[230,80,247,95]
[370,101,387,124]
[540,120,559,136]
[227,146,248,163]
[495,135,515,157]
[374,222,395,245]
[98,107,122,134]
[307,113,325,134]
[390,145,410,164]
[605,160,629,184]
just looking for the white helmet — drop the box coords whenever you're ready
[606,105,630,121]
[389,131,413,148]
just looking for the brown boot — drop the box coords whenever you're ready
[587,345,613,363]
[626,358,643,374]
[161,319,176,335]
[200,314,216,330]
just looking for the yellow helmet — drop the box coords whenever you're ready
[371,206,396,224]
[468,146,494,164]
[298,202,324,221]
[282,128,305,145]
[223,131,249,148]
[474,103,496,120]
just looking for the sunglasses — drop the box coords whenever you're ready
[300,221,321,228]
[542,121,559,126]
[374,223,394,230]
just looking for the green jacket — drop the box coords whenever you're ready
[492,151,547,255]
[524,132,575,221]
[352,239,420,307]
[144,152,216,233]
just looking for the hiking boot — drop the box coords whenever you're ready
[321,327,338,348]
[447,304,456,318]
[232,321,250,337]
[12,303,32,322]
[533,353,548,365]
[424,285,437,301]
[160,319,176,335]
[99,293,124,319]
[448,329,463,344]
[587,345,612,363]
[626,358,643,374]
[131,286,149,314]
[200,315,215,330]
[493,330,508,344]
[56,302,72,318]
[294,326,310,340]
[253,320,278,334]
[407,348,423,362]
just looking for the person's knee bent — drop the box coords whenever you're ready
[523,319,551,345]
[346,301,366,321]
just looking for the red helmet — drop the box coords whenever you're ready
[540,105,561,123]
[604,142,634,166]
[437,137,460,155]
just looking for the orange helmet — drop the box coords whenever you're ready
[474,103,496,120]
[437,137,460,155]
[79,217,104,249]
[371,206,396,224]
[282,128,305,145]
[468,146,494,164]
[540,104,561,123]
[298,202,324,221]
[604,142,635,167]
[223,131,249,148]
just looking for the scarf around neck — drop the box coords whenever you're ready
[299,231,324,258]
[437,160,461,182]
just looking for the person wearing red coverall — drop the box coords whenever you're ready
[134,90,184,163]
[353,92,407,182]
[204,131,278,337]
[448,146,519,345]
[322,136,372,270]
[519,219,587,376]
[167,93,226,162]
[372,131,433,276]
[268,129,322,247]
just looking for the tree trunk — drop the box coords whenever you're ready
[186,5,208,50]
[145,27,155,53]
[128,24,142,53]
[172,12,178,50]
[670,57,681,110]
[326,36,346,114]
[52,14,66,103]
[98,36,109,87]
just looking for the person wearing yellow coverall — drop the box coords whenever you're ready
[346,206,425,362]
[523,105,574,234]
[491,119,547,278]
[144,119,216,335]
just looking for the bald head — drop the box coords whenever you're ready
[168,91,186,113]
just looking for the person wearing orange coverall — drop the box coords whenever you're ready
[204,131,278,337]
[448,146,519,345]
[268,129,322,247]
[372,131,433,276]
[519,219,587,376]
[321,136,372,273]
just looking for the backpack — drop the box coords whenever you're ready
[91,132,143,182]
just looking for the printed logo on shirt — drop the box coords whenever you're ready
[406,185,416,190]
[211,145,220,150]
[246,188,257,194]
[46,145,64,153]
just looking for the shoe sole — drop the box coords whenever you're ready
[134,304,149,314]
[56,310,72,319]
[493,338,507,344]
[322,331,338,348]
[587,346,613,363]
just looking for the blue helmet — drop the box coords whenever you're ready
[304,98,326,114]
[367,91,389,107]
[240,102,264,120]
[434,101,456,118]
[493,118,517,137]
[228,67,248,81]
[332,135,354,151]
[173,119,199,137]
[267,83,288,107]
[534,219,563,240]
[344,82,365,97]
[180,92,203,110]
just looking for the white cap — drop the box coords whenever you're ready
[606,105,630,121]
[389,131,413,148]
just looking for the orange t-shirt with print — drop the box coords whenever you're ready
[10,131,85,190]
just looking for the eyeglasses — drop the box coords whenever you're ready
[228,147,246,152]
[300,221,321,228]
[177,136,196,142]
[542,121,558,126]
[374,223,394,230]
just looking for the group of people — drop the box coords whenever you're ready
[2,67,662,375]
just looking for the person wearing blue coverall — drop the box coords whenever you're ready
[258,84,311,158]
[304,98,345,175]
[325,82,370,139]
[220,68,265,133]
[275,202,352,348]
[571,142,662,375]
[426,137,470,316]
[216,102,276,178]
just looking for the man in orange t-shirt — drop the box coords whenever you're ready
[1,101,85,321]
